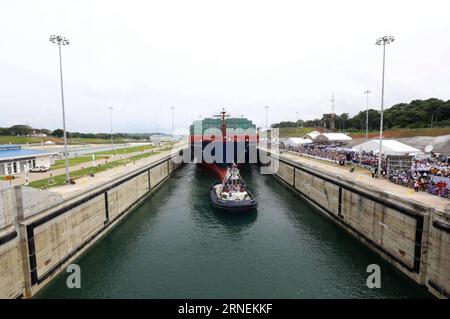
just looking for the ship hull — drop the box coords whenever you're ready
[190,140,257,179]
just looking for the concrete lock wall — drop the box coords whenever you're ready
[427,210,450,298]
[0,183,15,229]
[33,194,106,280]
[0,236,23,299]
[0,183,64,230]
[108,172,149,221]
[0,153,183,299]
[273,155,449,299]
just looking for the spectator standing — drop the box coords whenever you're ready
[414,180,419,192]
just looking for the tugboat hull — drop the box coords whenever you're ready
[210,182,257,212]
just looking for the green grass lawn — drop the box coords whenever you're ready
[94,142,176,155]
[95,144,157,155]
[29,150,162,189]
[67,137,126,144]
[51,155,109,170]
[276,127,318,138]
[49,143,174,170]
[0,135,127,145]
[0,136,49,144]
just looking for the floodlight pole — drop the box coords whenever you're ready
[170,106,175,135]
[50,35,70,182]
[264,106,269,131]
[108,107,114,151]
[364,90,371,141]
[375,35,394,177]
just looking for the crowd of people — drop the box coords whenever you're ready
[389,159,449,198]
[285,144,384,169]
[282,142,449,200]
[290,144,350,163]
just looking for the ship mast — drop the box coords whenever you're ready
[214,107,229,139]
[220,108,227,138]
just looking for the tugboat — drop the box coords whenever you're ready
[210,164,257,212]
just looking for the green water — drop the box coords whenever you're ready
[36,164,432,298]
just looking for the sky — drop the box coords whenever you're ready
[0,0,449,134]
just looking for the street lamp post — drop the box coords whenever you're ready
[108,107,114,151]
[170,106,175,136]
[49,35,70,183]
[375,35,394,177]
[363,90,371,141]
[264,106,269,131]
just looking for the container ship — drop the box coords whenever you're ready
[189,109,258,179]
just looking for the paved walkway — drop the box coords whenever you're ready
[9,145,174,187]
[278,150,449,213]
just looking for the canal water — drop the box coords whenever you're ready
[37,164,432,298]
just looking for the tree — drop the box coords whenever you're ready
[8,125,33,136]
[51,129,64,138]
[271,98,450,131]
[0,127,9,136]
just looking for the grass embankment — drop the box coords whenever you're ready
[29,151,162,189]
[51,155,109,170]
[277,126,450,138]
[276,127,316,138]
[0,135,127,145]
[95,144,156,155]
[349,127,450,139]
[49,143,172,169]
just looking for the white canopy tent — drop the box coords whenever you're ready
[285,138,313,148]
[315,133,352,143]
[303,130,321,140]
[352,139,421,155]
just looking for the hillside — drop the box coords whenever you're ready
[349,127,450,139]
[277,126,450,139]
[275,127,317,138]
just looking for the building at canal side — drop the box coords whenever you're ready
[0,144,54,176]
